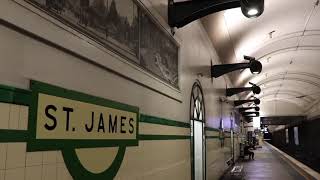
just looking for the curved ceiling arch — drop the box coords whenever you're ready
[256,47,320,61]
[252,37,320,59]
[257,89,314,102]
[262,98,304,107]
[249,71,320,84]
[261,98,305,109]
[253,30,320,53]
[257,77,320,89]
[241,71,320,88]
[202,0,320,116]
[259,93,311,103]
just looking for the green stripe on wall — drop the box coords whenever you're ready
[205,127,220,132]
[139,134,190,140]
[0,130,29,142]
[140,114,190,128]
[206,136,220,139]
[0,84,31,106]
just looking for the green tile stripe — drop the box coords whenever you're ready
[0,84,31,106]
[206,136,220,139]
[0,130,29,142]
[139,135,190,140]
[205,127,220,132]
[140,114,190,128]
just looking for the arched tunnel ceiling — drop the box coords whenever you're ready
[201,0,320,115]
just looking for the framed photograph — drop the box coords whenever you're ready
[24,0,179,89]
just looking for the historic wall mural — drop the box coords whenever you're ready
[25,0,179,88]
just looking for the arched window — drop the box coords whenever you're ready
[190,82,205,121]
[190,81,205,180]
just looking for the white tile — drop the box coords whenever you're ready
[43,151,56,165]
[57,164,72,180]
[19,106,28,130]
[26,152,43,166]
[0,103,10,129]
[42,164,56,180]
[0,170,4,180]
[6,143,26,169]
[8,105,20,129]
[25,165,42,180]
[0,144,7,170]
[4,167,25,180]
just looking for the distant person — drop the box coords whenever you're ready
[244,145,255,160]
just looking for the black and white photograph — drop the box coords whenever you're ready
[26,0,179,88]
[28,0,140,60]
[140,12,179,87]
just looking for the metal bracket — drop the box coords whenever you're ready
[168,0,241,28]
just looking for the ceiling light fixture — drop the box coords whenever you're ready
[168,0,264,28]
[238,106,260,112]
[241,0,264,18]
[226,82,261,97]
[234,97,260,107]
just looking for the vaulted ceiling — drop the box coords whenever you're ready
[202,0,320,116]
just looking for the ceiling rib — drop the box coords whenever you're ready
[258,77,320,89]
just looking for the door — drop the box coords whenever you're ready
[190,81,205,180]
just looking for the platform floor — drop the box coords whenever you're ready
[224,142,307,180]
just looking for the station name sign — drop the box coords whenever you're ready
[28,81,139,151]
[36,93,137,140]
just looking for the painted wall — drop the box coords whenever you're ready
[0,0,242,179]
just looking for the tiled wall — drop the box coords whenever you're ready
[0,102,72,180]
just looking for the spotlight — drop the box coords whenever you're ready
[250,82,261,94]
[254,99,261,105]
[211,56,262,78]
[241,0,264,18]
[250,59,262,74]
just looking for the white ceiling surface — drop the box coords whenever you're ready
[202,0,320,116]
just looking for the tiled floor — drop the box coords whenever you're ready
[223,142,307,180]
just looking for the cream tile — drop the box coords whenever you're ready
[43,151,57,165]
[56,151,64,163]
[0,170,4,180]
[4,167,25,180]
[19,106,28,130]
[0,103,10,129]
[26,152,43,166]
[6,143,26,169]
[25,165,42,180]
[57,164,72,180]
[42,164,56,180]
[0,144,7,170]
[9,105,20,129]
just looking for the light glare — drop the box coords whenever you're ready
[248,8,258,16]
